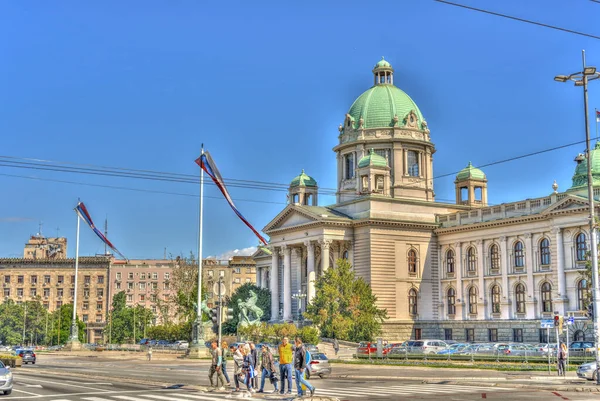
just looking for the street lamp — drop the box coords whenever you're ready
[292,290,307,321]
[555,50,600,384]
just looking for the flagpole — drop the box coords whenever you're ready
[596,108,599,142]
[190,145,206,357]
[67,203,82,350]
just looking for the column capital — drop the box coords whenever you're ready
[319,239,332,250]
[551,226,562,235]
[267,245,279,253]
[524,233,532,239]
[293,247,302,257]
[304,240,315,250]
[475,239,483,246]
[499,236,507,243]
[454,242,461,250]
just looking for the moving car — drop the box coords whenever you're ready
[306,352,331,379]
[577,361,598,380]
[17,350,36,364]
[0,361,12,395]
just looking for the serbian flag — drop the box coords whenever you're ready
[75,202,127,260]
[596,110,600,123]
[195,151,268,246]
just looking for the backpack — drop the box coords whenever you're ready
[305,348,312,369]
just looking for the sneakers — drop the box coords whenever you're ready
[257,390,264,393]
[218,387,226,391]
[250,388,256,393]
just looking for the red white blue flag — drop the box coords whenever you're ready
[196,152,268,246]
[596,110,600,122]
[75,202,127,260]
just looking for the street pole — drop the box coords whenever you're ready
[218,278,222,348]
[22,302,27,345]
[45,312,48,346]
[133,306,137,344]
[556,325,560,374]
[67,208,81,349]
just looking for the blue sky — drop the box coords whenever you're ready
[1,0,599,259]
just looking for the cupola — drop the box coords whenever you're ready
[288,170,318,206]
[455,162,487,207]
[357,149,391,196]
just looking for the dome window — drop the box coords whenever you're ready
[407,151,419,177]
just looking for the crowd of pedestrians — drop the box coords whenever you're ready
[207,336,316,397]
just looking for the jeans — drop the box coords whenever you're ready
[260,367,278,391]
[222,362,230,384]
[558,359,566,376]
[279,363,292,393]
[294,369,314,396]
[233,371,241,389]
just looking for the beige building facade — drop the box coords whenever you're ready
[24,235,67,260]
[257,58,594,343]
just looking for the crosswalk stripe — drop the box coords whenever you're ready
[113,396,163,401]
[82,398,114,401]
[145,393,234,401]
[166,393,234,399]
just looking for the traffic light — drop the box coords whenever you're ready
[554,315,564,332]
[554,315,560,327]
[587,303,594,319]
[223,307,234,323]
[210,307,219,334]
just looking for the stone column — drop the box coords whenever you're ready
[282,246,292,321]
[500,236,510,319]
[306,241,316,303]
[554,227,567,314]
[256,268,262,289]
[455,242,464,319]
[347,240,354,267]
[270,247,279,321]
[320,239,332,273]
[261,267,268,289]
[476,239,485,319]
[524,233,536,319]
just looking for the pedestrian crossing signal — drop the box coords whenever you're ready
[554,315,560,327]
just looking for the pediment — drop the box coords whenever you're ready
[263,205,323,232]
[252,246,272,258]
[542,196,589,215]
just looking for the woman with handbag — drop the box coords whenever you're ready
[242,344,256,393]
[231,344,244,392]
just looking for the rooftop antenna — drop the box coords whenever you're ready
[38,221,43,237]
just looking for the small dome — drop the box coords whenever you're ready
[570,142,600,189]
[456,162,486,181]
[358,149,388,168]
[290,170,317,187]
[375,57,392,69]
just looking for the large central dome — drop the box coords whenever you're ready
[346,58,425,130]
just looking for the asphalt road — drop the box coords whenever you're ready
[4,356,599,401]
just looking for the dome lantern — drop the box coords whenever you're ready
[373,56,394,86]
[289,170,318,206]
[455,162,488,207]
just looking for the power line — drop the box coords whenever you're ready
[434,0,600,40]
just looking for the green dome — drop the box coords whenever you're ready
[358,149,388,168]
[456,162,486,181]
[375,57,391,68]
[347,84,425,130]
[570,142,600,189]
[290,170,317,187]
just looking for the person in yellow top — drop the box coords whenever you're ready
[278,337,293,395]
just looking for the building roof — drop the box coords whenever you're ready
[569,142,600,190]
[347,59,425,130]
[358,149,388,168]
[455,162,486,181]
[290,169,317,187]
[374,57,392,69]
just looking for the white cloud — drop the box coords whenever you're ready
[209,246,258,261]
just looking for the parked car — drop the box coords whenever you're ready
[408,340,448,354]
[570,341,597,356]
[173,340,189,349]
[17,350,36,364]
[537,343,558,356]
[356,342,377,355]
[498,343,544,357]
[306,352,331,379]
[458,343,499,356]
[437,343,469,355]
[0,361,13,395]
[388,340,417,355]
[139,339,151,345]
[577,361,598,380]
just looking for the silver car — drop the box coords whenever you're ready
[0,361,13,395]
[577,361,597,380]
[306,352,331,379]
[409,340,448,354]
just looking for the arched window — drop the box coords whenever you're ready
[515,283,526,314]
[408,289,418,315]
[541,282,552,313]
[576,233,588,261]
[407,151,419,177]
[489,244,500,271]
[468,287,478,314]
[408,249,417,274]
[578,279,589,310]
[540,238,550,265]
[574,330,585,341]
[447,288,456,315]
[514,241,524,267]
[491,285,501,314]
[446,250,455,273]
[342,250,349,260]
[467,247,476,272]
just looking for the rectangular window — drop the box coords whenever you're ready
[127,282,134,290]
[84,275,91,284]
[444,328,453,341]
[96,302,102,311]
[17,288,23,297]
[30,275,37,285]
[97,288,104,297]
[466,328,475,342]
[82,314,88,323]
[96,315,102,323]
[140,273,146,280]
[116,272,122,280]
[98,275,104,284]
[57,288,64,297]
[17,275,23,284]
[30,288,36,297]
[164,272,170,280]
[413,328,422,340]
[3,288,9,297]
[56,301,62,309]
[345,153,355,179]
[140,294,146,302]
[488,328,498,342]
[152,272,158,280]
[152,282,158,290]
[219,270,225,277]
[116,282,121,290]
[539,328,549,343]
[407,150,420,177]
[84,289,90,297]
[164,282,170,290]
[151,294,157,302]
[70,275,75,284]
[3,275,9,284]
[234,278,240,284]
[57,275,64,284]
[139,282,146,290]
[151,305,157,313]
[83,302,89,310]
[43,288,50,297]
[44,275,51,284]
[513,328,523,343]
[43,302,49,309]
[127,294,133,302]
[70,288,75,297]
[208,270,214,278]
[128,272,134,280]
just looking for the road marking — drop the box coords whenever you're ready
[164,393,241,400]
[11,388,45,396]
[14,376,113,392]
[67,382,114,385]
[552,392,570,400]
[23,384,43,388]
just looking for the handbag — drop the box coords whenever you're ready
[269,371,279,384]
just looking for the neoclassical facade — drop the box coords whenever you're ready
[254,58,595,343]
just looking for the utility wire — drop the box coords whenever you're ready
[434,0,600,40]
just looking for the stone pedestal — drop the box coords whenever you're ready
[187,320,210,359]
[63,340,82,351]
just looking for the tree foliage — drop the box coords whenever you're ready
[236,322,318,344]
[222,283,271,334]
[106,291,154,344]
[305,259,387,342]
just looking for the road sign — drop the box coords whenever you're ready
[567,316,575,325]
[541,319,554,329]
[213,282,226,297]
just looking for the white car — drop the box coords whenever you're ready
[174,340,189,349]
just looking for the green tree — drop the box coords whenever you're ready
[222,283,271,334]
[305,259,387,342]
[50,304,85,344]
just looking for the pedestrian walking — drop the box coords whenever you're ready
[231,344,244,392]
[146,346,152,362]
[221,341,231,386]
[333,338,339,356]
[208,340,226,390]
[278,336,293,395]
[257,344,278,393]
[558,342,568,377]
[250,342,258,389]
[242,344,256,393]
[293,337,315,397]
